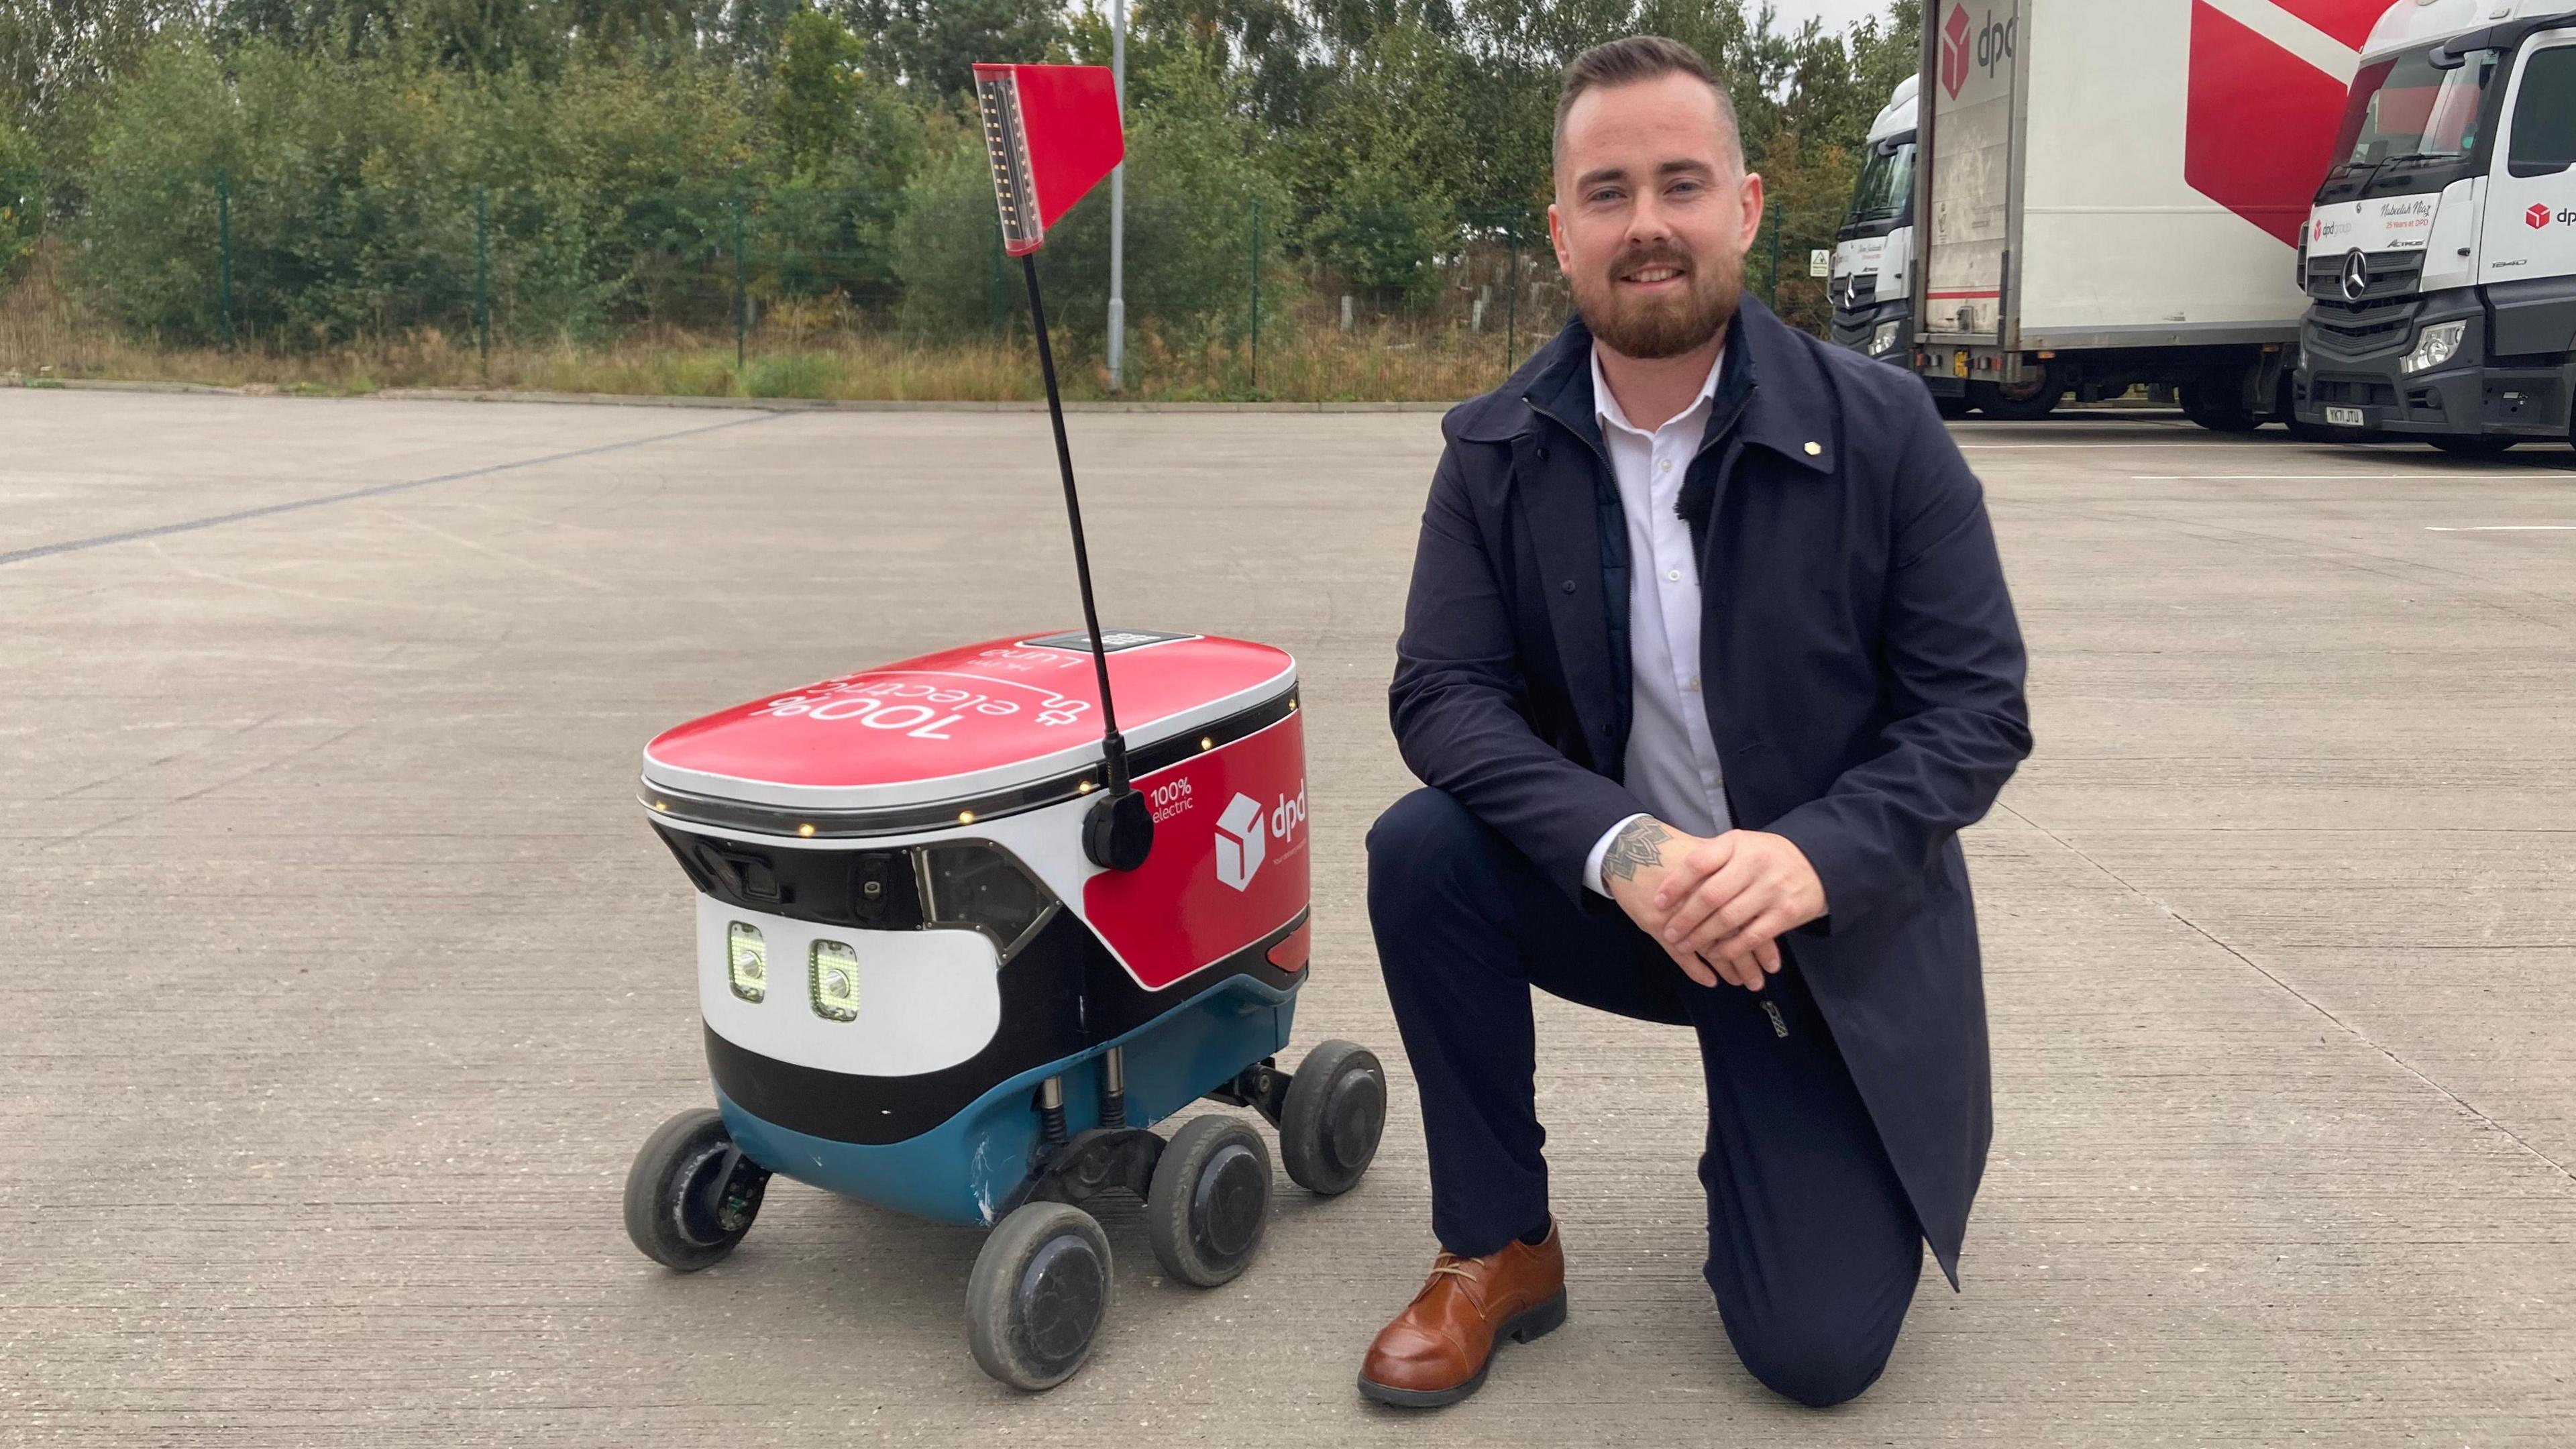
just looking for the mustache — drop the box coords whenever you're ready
[1608,244,1697,280]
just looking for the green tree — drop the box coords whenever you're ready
[840,0,1060,101]
[764,8,922,301]
[894,50,1286,348]
[774,6,868,174]
[0,119,38,276]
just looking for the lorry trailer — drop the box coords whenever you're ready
[2294,1,2576,453]
[1910,0,2389,424]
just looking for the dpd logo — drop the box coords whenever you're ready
[2527,203,2573,230]
[1941,5,2016,99]
[1214,793,1266,891]
[1212,781,1308,892]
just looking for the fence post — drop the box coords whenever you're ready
[1768,212,1782,309]
[1504,225,1519,383]
[217,168,234,350]
[733,197,747,372]
[991,218,1005,339]
[1249,199,1261,396]
[474,186,491,366]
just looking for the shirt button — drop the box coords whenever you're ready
[1688,676,1701,691]
[1658,458,1672,472]
[1666,569,1682,582]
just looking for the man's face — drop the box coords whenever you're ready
[1549,73,1764,360]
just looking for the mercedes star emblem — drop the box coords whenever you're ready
[2341,250,2371,303]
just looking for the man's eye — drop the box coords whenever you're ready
[1589,189,1625,205]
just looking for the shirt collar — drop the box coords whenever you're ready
[1591,341,1725,441]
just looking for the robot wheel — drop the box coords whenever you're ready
[967,1200,1113,1391]
[623,1108,771,1272]
[1279,1040,1386,1196]
[1146,1115,1273,1287]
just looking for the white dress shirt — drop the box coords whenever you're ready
[1581,343,1734,896]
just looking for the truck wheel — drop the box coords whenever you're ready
[2181,375,2261,433]
[1280,1040,1386,1195]
[2430,435,2517,458]
[968,1201,1112,1391]
[1146,1116,1272,1287]
[624,1108,770,1271]
[1967,374,2061,421]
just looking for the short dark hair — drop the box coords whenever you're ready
[1553,36,1743,176]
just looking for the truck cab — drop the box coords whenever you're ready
[1831,76,1921,370]
[2296,1,2576,452]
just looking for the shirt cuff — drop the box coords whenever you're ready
[1584,813,1653,896]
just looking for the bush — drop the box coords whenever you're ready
[75,38,771,347]
[1303,160,1454,311]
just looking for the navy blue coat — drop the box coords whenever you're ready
[1387,299,2031,1281]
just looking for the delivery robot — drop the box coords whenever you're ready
[619,62,1386,1393]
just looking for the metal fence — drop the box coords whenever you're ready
[163,178,1835,399]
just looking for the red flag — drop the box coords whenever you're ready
[973,64,1125,257]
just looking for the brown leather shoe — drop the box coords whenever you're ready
[1357,1222,1568,1407]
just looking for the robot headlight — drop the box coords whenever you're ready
[725,922,767,1003]
[810,939,861,1022]
[920,842,1055,956]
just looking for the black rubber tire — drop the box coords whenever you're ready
[967,1201,1113,1391]
[1933,392,1974,421]
[623,1108,769,1272]
[1279,1040,1387,1196]
[2180,375,2261,432]
[2430,435,2518,458]
[1146,1116,1273,1287]
[1966,374,2061,421]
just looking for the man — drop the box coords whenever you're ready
[1358,36,2031,1410]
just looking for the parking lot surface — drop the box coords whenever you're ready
[3,391,2572,1446]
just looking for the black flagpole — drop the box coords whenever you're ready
[1022,252,1152,869]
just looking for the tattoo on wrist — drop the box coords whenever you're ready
[1602,818,1671,883]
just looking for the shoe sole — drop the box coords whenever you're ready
[1355,1291,1568,1409]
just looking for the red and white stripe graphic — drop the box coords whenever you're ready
[2184,0,2389,244]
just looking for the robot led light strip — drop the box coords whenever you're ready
[619,62,1387,1393]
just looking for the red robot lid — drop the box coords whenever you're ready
[641,631,1295,813]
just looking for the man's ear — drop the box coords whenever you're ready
[1546,202,1571,274]
[1737,172,1766,254]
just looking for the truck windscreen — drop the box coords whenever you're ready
[1842,136,1915,235]
[2330,46,2501,176]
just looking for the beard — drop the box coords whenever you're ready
[1570,240,1743,360]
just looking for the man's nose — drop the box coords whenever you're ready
[1627,190,1676,246]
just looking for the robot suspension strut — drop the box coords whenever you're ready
[999,1049,1290,1220]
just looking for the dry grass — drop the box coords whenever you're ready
[1,249,1546,405]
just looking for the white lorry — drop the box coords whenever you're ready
[2294,1,2576,453]
[1829,76,1922,374]
[1909,0,2390,423]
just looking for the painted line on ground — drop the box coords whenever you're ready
[2129,472,2546,481]
[0,413,779,569]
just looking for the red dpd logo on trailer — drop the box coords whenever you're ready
[2532,203,2557,230]
[2184,1,2387,245]
[1941,5,2016,100]
[1941,5,1974,97]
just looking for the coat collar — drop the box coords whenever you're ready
[1456,297,1838,476]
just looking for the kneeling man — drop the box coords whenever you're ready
[1359,36,2032,1410]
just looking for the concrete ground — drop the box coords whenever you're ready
[2,390,2572,1447]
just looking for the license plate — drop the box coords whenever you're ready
[2326,406,2365,427]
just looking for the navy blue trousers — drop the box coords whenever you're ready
[1367,788,1926,1408]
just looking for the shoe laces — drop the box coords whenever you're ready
[1426,1256,1479,1284]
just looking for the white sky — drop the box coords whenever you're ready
[1766,0,1906,37]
